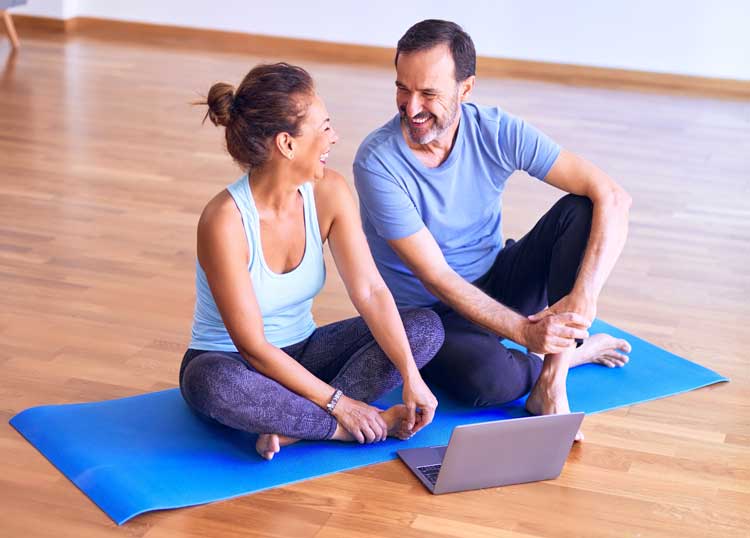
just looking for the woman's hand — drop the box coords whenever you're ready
[401,374,438,436]
[331,395,388,443]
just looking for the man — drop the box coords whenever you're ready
[353,19,632,439]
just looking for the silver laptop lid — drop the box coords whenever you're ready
[434,412,584,494]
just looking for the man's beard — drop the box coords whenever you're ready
[400,92,460,145]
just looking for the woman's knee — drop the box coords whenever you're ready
[401,308,446,366]
[180,353,244,413]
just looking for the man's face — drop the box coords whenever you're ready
[395,44,462,145]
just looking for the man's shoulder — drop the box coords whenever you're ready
[462,102,510,133]
[354,114,403,174]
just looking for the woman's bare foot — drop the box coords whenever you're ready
[570,333,631,368]
[380,404,414,440]
[255,433,299,460]
[331,404,415,442]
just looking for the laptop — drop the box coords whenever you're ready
[397,412,584,494]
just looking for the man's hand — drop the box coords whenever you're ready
[522,312,590,354]
[332,396,388,443]
[401,374,438,436]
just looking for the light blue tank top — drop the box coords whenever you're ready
[190,176,326,351]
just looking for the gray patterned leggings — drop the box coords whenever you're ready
[179,308,444,440]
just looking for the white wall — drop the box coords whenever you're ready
[12,0,76,19]
[13,0,750,80]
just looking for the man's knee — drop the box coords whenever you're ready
[558,194,593,225]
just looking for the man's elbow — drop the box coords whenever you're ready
[594,181,632,213]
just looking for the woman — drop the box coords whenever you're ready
[180,63,445,460]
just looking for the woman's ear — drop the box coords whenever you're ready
[275,132,296,160]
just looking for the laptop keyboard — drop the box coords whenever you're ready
[417,464,442,485]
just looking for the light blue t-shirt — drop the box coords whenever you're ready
[190,176,326,351]
[353,103,560,308]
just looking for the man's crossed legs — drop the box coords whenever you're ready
[422,195,631,430]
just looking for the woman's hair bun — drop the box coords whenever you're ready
[205,82,236,127]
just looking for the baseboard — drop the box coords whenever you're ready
[12,14,70,33]
[10,14,750,99]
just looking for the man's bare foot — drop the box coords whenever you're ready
[570,333,631,368]
[255,433,299,460]
[525,377,584,442]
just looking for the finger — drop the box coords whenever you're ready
[553,325,589,340]
[617,339,632,353]
[350,427,365,444]
[557,312,591,328]
[374,412,388,440]
[547,336,577,351]
[405,403,417,432]
[598,358,616,368]
[371,413,388,441]
[528,308,552,322]
[409,410,425,435]
[414,397,438,432]
[420,406,436,429]
[361,424,377,444]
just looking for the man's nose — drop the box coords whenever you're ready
[405,94,423,118]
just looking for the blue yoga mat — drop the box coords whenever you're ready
[10,319,727,525]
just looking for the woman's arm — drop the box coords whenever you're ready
[197,191,387,442]
[317,171,438,433]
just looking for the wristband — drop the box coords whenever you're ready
[325,388,343,415]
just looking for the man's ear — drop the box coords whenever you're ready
[459,75,475,101]
[275,132,296,160]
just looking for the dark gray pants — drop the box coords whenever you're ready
[179,308,444,440]
[422,194,593,407]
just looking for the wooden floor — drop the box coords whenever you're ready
[1,30,749,538]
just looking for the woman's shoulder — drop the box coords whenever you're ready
[313,168,355,210]
[197,188,247,251]
[199,189,240,228]
[313,167,348,193]
[312,168,356,240]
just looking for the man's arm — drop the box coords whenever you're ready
[388,228,589,354]
[538,149,632,322]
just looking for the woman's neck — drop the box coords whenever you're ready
[249,161,303,213]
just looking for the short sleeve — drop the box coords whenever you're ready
[353,163,425,240]
[499,113,561,180]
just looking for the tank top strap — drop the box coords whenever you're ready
[225,175,257,267]
[300,181,323,249]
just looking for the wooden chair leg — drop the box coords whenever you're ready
[2,11,20,49]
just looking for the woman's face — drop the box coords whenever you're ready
[292,93,338,180]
